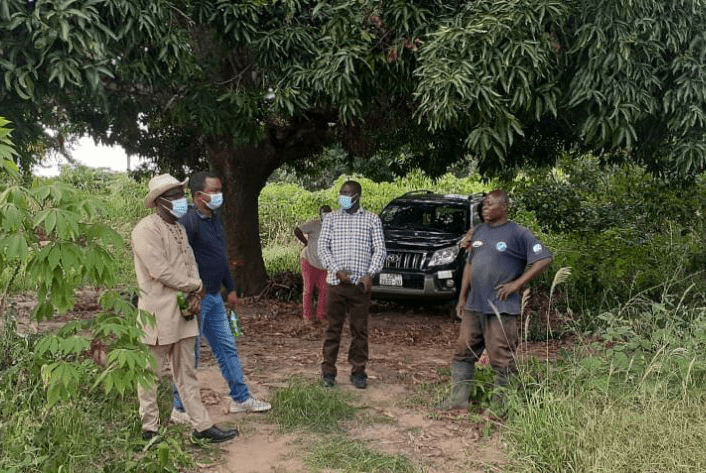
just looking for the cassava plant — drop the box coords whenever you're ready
[0,116,154,406]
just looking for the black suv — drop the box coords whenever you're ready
[372,191,484,301]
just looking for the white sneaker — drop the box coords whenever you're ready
[170,408,191,425]
[229,397,271,413]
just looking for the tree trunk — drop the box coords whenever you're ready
[205,115,332,295]
[207,139,279,296]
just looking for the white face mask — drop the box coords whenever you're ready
[161,197,188,218]
[339,194,357,210]
[205,192,223,210]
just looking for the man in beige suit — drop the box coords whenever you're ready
[131,174,237,443]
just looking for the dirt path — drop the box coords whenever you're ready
[188,298,572,473]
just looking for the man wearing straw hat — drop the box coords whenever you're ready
[440,189,553,410]
[131,173,237,443]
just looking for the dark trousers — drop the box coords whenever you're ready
[321,284,371,377]
[452,310,519,371]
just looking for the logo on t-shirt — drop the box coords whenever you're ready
[533,244,543,253]
[496,242,507,252]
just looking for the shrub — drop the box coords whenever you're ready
[509,155,706,315]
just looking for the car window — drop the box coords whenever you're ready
[380,203,467,233]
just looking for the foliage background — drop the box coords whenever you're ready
[18,157,706,321]
[3,157,706,472]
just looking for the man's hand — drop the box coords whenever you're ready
[358,275,373,294]
[226,290,238,309]
[496,280,522,300]
[459,228,474,250]
[335,270,352,285]
[456,298,466,318]
[187,293,202,316]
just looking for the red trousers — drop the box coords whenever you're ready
[301,257,327,321]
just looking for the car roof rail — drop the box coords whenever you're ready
[468,192,486,201]
[400,190,435,197]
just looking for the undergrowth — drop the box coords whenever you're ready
[506,287,706,472]
[0,304,204,472]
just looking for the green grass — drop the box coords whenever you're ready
[306,436,425,473]
[269,376,358,432]
[506,341,706,472]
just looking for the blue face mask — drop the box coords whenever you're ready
[163,197,188,218]
[339,194,356,210]
[205,192,223,210]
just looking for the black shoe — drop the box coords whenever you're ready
[142,430,158,441]
[350,373,367,389]
[192,425,239,444]
[321,373,336,387]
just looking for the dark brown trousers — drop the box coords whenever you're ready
[452,310,519,371]
[321,284,371,377]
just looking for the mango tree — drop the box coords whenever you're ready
[2,0,706,294]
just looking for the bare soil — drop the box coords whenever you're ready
[12,289,574,473]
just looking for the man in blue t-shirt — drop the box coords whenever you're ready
[440,190,553,409]
[170,171,271,424]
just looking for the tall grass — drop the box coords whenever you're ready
[506,287,706,472]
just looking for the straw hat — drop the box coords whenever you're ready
[143,174,188,208]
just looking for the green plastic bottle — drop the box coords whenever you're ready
[227,309,243,337]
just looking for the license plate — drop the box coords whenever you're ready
[379,273,403,286]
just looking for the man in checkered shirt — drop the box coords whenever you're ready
[318,180,386,389]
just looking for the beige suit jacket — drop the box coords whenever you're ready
[131,213,202,345]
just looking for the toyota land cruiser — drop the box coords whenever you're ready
[372,191,484,301]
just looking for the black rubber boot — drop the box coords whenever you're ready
[494,366,513,388]
[437,360,475,409]
[492,366,514,416]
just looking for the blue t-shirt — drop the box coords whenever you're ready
[465,221,552,315]
[179,207,236,296]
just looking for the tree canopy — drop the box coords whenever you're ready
[3,0,706,292]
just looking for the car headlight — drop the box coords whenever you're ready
[428,245,459,267]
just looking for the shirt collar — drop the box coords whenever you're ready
[195,207,214,219]
[340,207,365,215]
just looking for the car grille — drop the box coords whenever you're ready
[384,250,427,270]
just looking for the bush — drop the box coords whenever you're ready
[509,155,706,315]
[259,171,488,247]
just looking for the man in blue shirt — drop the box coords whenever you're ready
[318,180,386,389]
[171,171,271,424]
[441,189,553,409]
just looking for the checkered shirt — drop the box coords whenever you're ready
[318,208,387,285]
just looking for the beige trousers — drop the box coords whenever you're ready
[138,336,212,432]
[452,310,519,370]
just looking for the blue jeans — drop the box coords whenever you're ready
[172,293,251,411]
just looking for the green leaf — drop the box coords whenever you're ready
[48,245,61,270]
[6,234,29,263]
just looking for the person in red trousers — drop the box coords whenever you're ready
[294,205,332,323]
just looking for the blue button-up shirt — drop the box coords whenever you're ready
[318,208,387,285]
[179,207,236,295]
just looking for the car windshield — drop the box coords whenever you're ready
[380,202,467,234]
